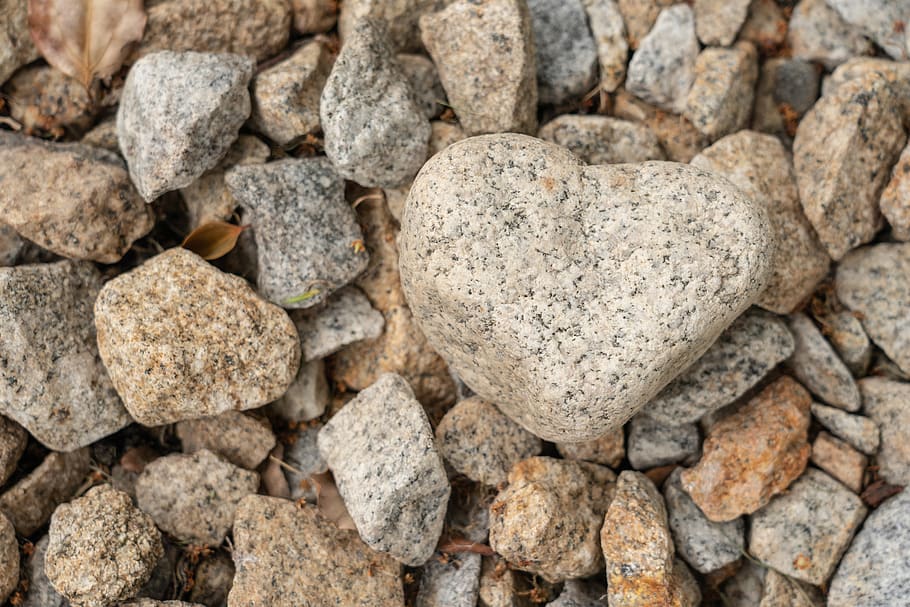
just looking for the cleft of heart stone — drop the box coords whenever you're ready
[399,133,776,442]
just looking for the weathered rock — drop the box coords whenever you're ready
[836,243,910,373]
[627,415,699,470]
[321,19,429,188]
[226,158,368,308]
[118,51,254,201]
[582,0,627,93]
[626,4,699,113]
[250,40,333,146]
[95,248,300,425]
[176,410,276,470]
[786,313,860,411]
[0,133,153,262]
[680,376,811,522]
[761,569,825,607]
[692,132,830,313]
[270,359,329,423]
[748,468,867,585]
[283,422,327,502]
[420,0,537,136]
[739,0,787,53]
[188,550,234,607]
[21,536,67,607]
[0,0,37,84]
[133,0,290,62]
[556,427,625,469]
[826,57,910,126]
[881,140,910,240]
[399,134,774,442]
[0,261,132,450]
[826,0,909,60]
[645,309,793,425]
[416,554,482,607]
[436,397,542,486]
[293,286,384,362]
[721,560,766,607]
[80,117,119,151]
[318,373,449,565]
[0,513,16,605]
[46,485,163,607]
[538,115,664,164]
[339,0,446,51]
[810,308,871,376]
[811,431,867,493]
[684,42,758,141]
[398,53,446,119]
[0,416,25,485]
[230,496,403,605]
[601,471,700,607]
[786,0,872,69]
[612,90,710,162]
[693,0,750,45]
[828,489,910,606]
[490,457,615,582]
[427,120,467,158]
[478,555,531,607]
[860,377,910,485]
[527,0,597,105]
[616,0,675,49]
[4,64,97,136]
[811,402,879,455]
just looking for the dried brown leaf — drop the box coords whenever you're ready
[311,471,357,530]
[181,221,247,260]
[437,536,496,556]
[28,0,147,91]
[861,479,903,508]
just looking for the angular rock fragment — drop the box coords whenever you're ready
[582,0,627,93]
[538,115,664,164]
[293,286,385,361]
[881,140,910,241]
[860,377,910,485]
[810,308,871,376]
[176,410,276,470]
[556,427,625,469]
[786,313,861,411]
[811,432,867,493]
[811,402,879,455]
[693,0,750,45]
[786,0,872,69]
[627,415,699,470]
[527,0,598,105]
[684,42,758,140]
[270,359,329,423]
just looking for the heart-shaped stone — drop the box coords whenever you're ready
[399,134,774,441]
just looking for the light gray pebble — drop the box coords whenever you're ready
[538,115,665,164]
[21,536,67,607]
[810,309,871,376]
[786,0,872,69]
[786,313,860,411]
[860,377,910,485]
[283,422,327,502]
[527,0,597,105]
[177,410,276,470]
[693,0,750,45]
[627,415,699,470]
[826,0,910,60]
[684,42,758,141]
[293,286,385,361]
[811,402,879,455]
[118,51,253,201]
[318,373,450,565]
[581,0,627,93]
[269,358,329,423]
[398,53,446,119]
[416,554,482,607]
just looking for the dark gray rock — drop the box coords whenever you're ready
[21,536,68,607]
[527,0,598,105]
[774,58,821,115]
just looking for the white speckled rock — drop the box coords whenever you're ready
[860,377,910,485]
[627,415,699,470]
[626,4,699,113]
[828,489,910,606]
[786,313,860,411]
[693,0,750,45]
[786,0,872,69]
[684,42,758,141]
[582,0,627,93]
[826,57,910,127]
[527,0,597,105]
[811,402,879,455]
[826,0,910,60]
[317,373,450,565]
[400,134,774,442]
[292,286,385,361]
[538,115,665,164]
[117,51,254,201]
[321,19,429,188]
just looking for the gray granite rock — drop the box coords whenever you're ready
[419,0,537,136]
[786,0,872,69]
[684,42,759,141]
[693,0,750,45]
[0,513,15,605]
[761,569,825,607]
[436,397,542,486]
[283,422,327,502]
[0,0,38,84]
[836,243,910,373]
[0,133,154,263]
[786,313,860,411]
[46,485,163,607]
[416,554,482,607]
[21,536,67,607]
[136,450,259,546]
[538,115,665,164]
[548,580,607,606]
[811,402,879,455]
[0,261,132,450]
[811,431,866,493]
[582,0,627,93]
[338,0,445,51]
[826,0,910,60]
[226,158,368,308]
[176,410,276,470]
[95,248,300,425]
[881,140,910,241]
[626,4,699,113]
[229,496,404,606]
[664,468,743,574]
[398,53,446,119]
[748,468,867,585]
[399,134,774,442]
[616,0,675,50]
[0,416,25,486]
[774,58,822,116]
[860,377,910,485]
[250,39,333,146]
[556,427,625,469]
[118,51,254,201]
[527,0,597,105]
[646,309,793,425]
[270,358,329,423]
[810,308,871,376]
[318,373,449,565]
[293,286,385,361]
[627,415,699,470]
[828,489,910,606]
[321,19,429,188]
[794,73,906,260]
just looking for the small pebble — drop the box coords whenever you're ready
[739,0,787,52]
[538,115,665,164]
[478,555,531,607]
[397,53,446,119]
[616,0,675,49]
[880,140,910,241]
[527,0,597,105]
[761,569,825,607]
[786,0,872,69]
[4,64,97,135]
[752,58,821,141]
[786,313,861,411]
[556,427,625,469]
[811,431,867,493]
[338,0,445,51]
[612,89,710,162]
[293,286,385,361]
[270,358,330,423]
[20,536,67,607]
[282,422,327,502]
[809,308,871,376]
[582,0,627,93]
[684,42,758,141]
[188,550,234,607]
[416,554,482,607]
[860,377,910,485]
[693,0,750,45]
[627,415,699,470]
[811,402,879,455]
[721,559,765,607]
[0,513,16,605]
[176,410,276,470]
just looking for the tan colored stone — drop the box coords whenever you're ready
[4,65,97,136]
[556,427,625,468]
[811,432,866,493]
[880,140,910,240]
[290,0,337,34]
[617,0,675,49]
[684,42,758,141]
[613,89,709,163]
[176,410,276,470]
[738,0,786,53]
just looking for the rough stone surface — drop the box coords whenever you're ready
[0,261,132,450]
[187,550,234,606]
[538,115,664,164]
[826,0,910,60]
[693,0,750,45]
[556,427,625,469]
[691,131,830,313]
[527,0,597,105]
[680,376,811,522]
[118,51,254,201]
[748,468,867,585]
[21,536,67,607]
[612,89,710,162]
[436,397,542,486]
[416,554,482,607]
[0,225,23,267]
[617,0,675,49]
[811,402,879,455]
[786,313,860,411]
[664,468,743,575]
[836,243,910,373]
[684,42,758,141]
[0,416,25,486]
[645,308,794,425]
[0,133,153,263]
[810,308,871,376]
[881,141,910,240]
[761,570,825,607]
[46,485,163,607]
[321,19,429,188]
[786,0,872,69]
[489,456,615,582]
[229,496,404,606]
[132,0,290,62]
[398,53,445,119]
[339,0,446,51]
[794,74,906,260]
[399,134,774,442]
[0,513,15,605]
[0,0,37,84]
[318,373,449,565]
[582,0,627,93]
[176,410,276,470]
[828,489,910,606]
[95,248,300,426]
[293,286,385,361]
[226,158,368,308]
[826,57,910,127]
[136,450,259,546]
[627,415,699,470]
[270,358,329,423]
[121,601,205,607]
[0,448,90,536]
[811,432,866,493]
[4,64,98,136]
[420,0,537,136]
[721,560,765,607]
[751,58,820,141]
[860,377,910,485]
[601,471,700,607]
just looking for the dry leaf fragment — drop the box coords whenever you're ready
[311,471,357,530]
[181,221,247,260]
